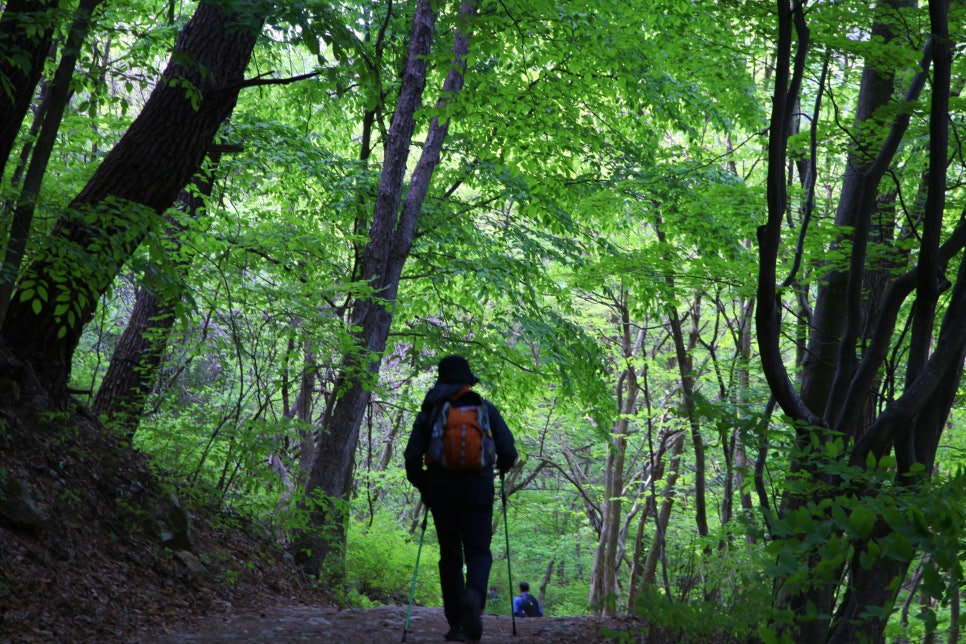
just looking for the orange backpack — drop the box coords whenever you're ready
[425,389,496,472]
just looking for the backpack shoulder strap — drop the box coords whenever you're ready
[478,397,490,428]
[450,385,474,401]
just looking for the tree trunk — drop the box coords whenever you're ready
[0,0,103,327]
[653,215,708,539]
[667,302,708,539]
[91,152,224,438]
[948,574,960,644]
[758,1,964,641]
[734,297,756,537]
[627,419,676,611]
[799,0,916,432]
[589,434,626,615]
[642,429,686,587]
[295,0,476,584]
[627,489,655,612]
[589,286,642,616]
[828,10,958,637]
[0,0,59,174]
[538,559,554,608]
[1,2,261,400]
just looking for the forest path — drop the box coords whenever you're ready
[129,604,641,643]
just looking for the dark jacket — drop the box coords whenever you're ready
[403,382,517,506]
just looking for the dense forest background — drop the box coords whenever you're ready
[2,0,966,642]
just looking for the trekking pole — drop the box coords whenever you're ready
[500,471,517,636]
[402,507,430,643]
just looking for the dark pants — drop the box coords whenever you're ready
[430,499,494,630]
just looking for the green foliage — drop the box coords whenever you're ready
[760,436,966,638]
[346,509,440,608]
[630,578,775,643]
[499,483,596,617]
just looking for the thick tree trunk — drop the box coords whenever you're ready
[799,0,917,430]
[1,2,261,400]
[763,0,863,578]
[832,291,966,642]
[295,0,475,583]
[91,284,173,434]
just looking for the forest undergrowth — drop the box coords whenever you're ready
[0,384,706,643]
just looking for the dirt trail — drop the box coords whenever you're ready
[130,604,645,643]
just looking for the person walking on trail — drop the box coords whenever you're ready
[404,355,518,643]
[513,581,543,617]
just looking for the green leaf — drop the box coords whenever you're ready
[921,565,944,600]
[859,542,878,569]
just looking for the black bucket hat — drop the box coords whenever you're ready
[437,355,479,384]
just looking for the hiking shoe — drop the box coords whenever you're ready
[461,588,483,641]
[444,627,467,641]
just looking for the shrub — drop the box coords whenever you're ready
[346,509,441,608]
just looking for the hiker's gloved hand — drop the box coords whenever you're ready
[413,478,432,506]
[497,456,514,475]
[406,461,427,493]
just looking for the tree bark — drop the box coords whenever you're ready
[734,297,756,527]
[91,153,223,439]
[758,1,963,641]
[1,2,261,400]
[295,0,476,584]
[802,0,920,432]
[653,215,708,539]
[627,423,676,610]
[641,429,686,588]
[589,285,643,616]
[667,302,708,539]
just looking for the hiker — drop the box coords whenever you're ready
[404,355,518,643]
[513,581,543,617]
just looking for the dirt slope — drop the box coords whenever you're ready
[0,396,327,642]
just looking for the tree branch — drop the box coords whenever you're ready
[215,70,321,93]
[756,0,823,429]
